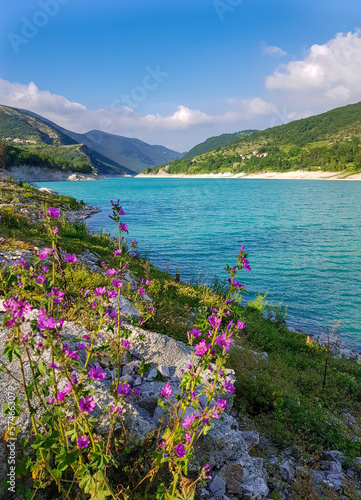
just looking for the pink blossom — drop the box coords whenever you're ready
[182,413,196,429]
[94,286,106,298]
[161,382,172,398]
[112,278,123,289]
[65,254,77,263]
[12,298,32,319]
[120,338,132,349]
[117,383,131,396]
[64,348,79,360]
[185,433,192,444]
[209,316,222,329]
[48,207,61,218]
[175,443,186,458]
[36,274,46,284]
[79,396,96,413]
[57,392,65,402]
[39,248,51,260]
[216,399,228,410]
[194,339,207,356]
[63,382,72,395]
[37,316,57,330]
[215,332,234,353]
[187,328,201,340]
[77,435,90,448]
[224,380,235,393]
[242,259,251,271]
[88,365,107,381]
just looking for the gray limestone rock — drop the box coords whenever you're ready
[210,475,226,499]
[111,296,141,321]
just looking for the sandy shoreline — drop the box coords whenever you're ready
[136,170,361,181]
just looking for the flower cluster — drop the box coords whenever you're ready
[0,199,249,499]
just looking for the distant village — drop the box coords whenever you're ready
[191,149,269,163]
[239,150,268,160]
[3,137,37,144]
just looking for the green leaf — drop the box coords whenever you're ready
[56,448,78,471]
[203,423,212,436]
[179,371,192,391]
[25,489,33,500]
[79,471,112,499]
[38,361,47,375]
[32,434,46,450]
[3,343,21,363]
[156,483,166,500]
[89,449,112,471]
[43,429,59,449]
[138,358,152,377]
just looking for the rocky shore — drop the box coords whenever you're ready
[0,166,107,182]
[1,246,361,499]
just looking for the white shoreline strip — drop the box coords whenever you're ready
[136,170,361,181]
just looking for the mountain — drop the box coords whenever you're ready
[79,130,184,173]
[182,130,258,160]
[0,105,184,175]
[0,105,136,176]
[149,102,361,175]
[30,118,185,173]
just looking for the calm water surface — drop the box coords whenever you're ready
[37,178,361,349]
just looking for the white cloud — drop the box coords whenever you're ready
[0,78,280,149]
[261,42,287,57]
[0,79,86,116]
[228,97,277,118]
[0,78,241,135]
[265,31,361,108]
[242,98,278,117]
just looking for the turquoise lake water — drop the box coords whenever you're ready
[37,178,361,349]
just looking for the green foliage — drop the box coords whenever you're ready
[182,130,258,160]
[1,141,93,174]
[230,303,361,457]
[0,105,135,176]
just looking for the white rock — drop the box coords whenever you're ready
[158,364,170,378]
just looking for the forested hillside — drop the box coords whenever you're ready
[150,102,361,175]
[0,140,93,174]
[0,105,135,176]
[182,129,258,160]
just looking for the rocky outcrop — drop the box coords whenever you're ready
[65,205,101,223]
[0,166,105,182]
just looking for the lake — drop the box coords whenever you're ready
[37,178,361,349]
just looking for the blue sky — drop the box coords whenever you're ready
[1,0,361,150]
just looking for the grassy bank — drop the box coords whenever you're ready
[1,179,361,498]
